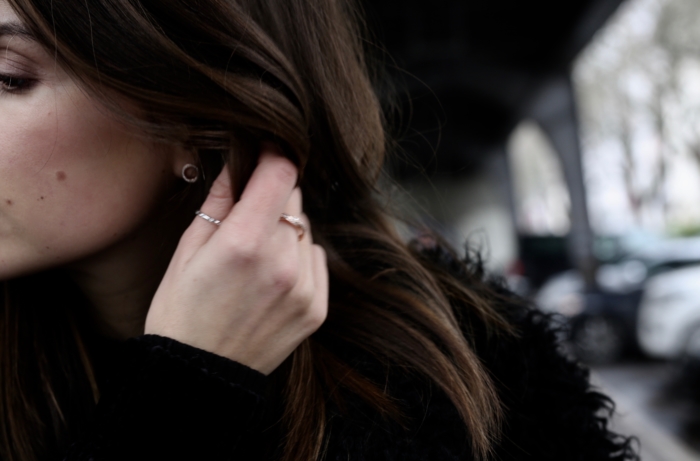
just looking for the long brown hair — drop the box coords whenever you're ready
[3,1,512,460]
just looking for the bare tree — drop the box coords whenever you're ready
[575,0,700,230]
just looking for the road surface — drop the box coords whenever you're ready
[592,362,700,461]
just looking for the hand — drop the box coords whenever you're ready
[145,142,329,375]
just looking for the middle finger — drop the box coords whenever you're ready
[278,188,304,242]
[227,144,298,236]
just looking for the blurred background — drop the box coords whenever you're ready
[362,0,700,459]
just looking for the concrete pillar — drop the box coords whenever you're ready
[528,73,598,289]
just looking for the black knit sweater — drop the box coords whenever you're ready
[61,253,639,461]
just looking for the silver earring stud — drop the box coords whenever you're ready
[182,164,199,183]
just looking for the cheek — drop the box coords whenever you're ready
[0,85,172,273]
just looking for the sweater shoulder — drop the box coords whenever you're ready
[427,242,640,460]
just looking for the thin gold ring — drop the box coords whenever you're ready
[279,213,306,241]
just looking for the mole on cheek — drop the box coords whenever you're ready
[56,171,66,181]
[5,200,12,206]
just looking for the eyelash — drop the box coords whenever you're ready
[0,74,36,94]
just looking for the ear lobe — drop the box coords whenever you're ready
[169,143,199,179]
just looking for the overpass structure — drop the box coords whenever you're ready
[364,0,628,285]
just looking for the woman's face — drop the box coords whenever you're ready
[0,1,184,279]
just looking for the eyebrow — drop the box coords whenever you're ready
[0,22,36,42]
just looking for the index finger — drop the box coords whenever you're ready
[226,142,298,234]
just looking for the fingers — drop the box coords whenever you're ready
[278,188,304,241]
[284,188,303,216]
[153,139,327,376]
[290,228,328,335]
[308,244,329,330]
[227,142,298,236]
[182,164,234,250]
[180,142,297,251]
[294,213,313,286]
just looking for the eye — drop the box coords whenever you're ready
[0,74,35,93]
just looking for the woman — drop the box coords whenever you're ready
[0,0,637,460]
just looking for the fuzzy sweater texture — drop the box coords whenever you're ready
[61,247,639,461]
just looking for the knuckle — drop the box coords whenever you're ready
[273,158,298,185]
[290,282,326,329]
[304,305,328,332]
[272,263,299,293]
[286,294,312,321]
[296,287,315,310]
[227,236,263,265]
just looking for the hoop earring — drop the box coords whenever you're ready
[181,164,199,183]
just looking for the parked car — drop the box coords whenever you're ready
[535,235,700,364]
[536,272,642,364]
[637,265,700,360]
[509,234,627,296]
